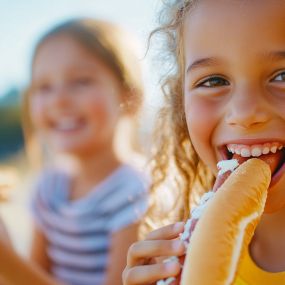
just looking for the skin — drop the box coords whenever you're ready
[123,222,185,285]
[30,34,122,157]
[183,0,285,272]
[30,34,139,285]
[0,34,140,284]
[124,1,285,284]
[0,217,11,248]
[183,0,285,214]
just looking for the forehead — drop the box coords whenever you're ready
[34,35,94,65]
[183,0,285,66]
[32,34,105,79]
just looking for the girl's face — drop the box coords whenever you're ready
[30,34,122,156]
[184,0,285,213]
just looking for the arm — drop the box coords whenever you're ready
[0,217,12,285]
[0,220,64,285]
[0,238,63,285]
[104,223,140,285]
[0,216,12,248]
[30,225,51,273]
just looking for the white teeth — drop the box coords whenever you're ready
[271,146,277,153]
[226,142,284,158]
[56,118,81,131]
[240,148,251,157]
[251,147,262,157]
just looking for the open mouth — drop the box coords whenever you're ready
[219,142,285,186]
[50,117,86,132]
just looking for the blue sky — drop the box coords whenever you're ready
[0,0,162,105]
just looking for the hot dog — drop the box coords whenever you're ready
[157,158,271,285]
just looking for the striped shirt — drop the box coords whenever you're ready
[31,165,148,285]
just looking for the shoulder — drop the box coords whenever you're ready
[117,164,149,193]
[105,165,149,233]
[30,167,71,230]
[110,164,149,205]
[31,167,70,206]
[100,164,149,209]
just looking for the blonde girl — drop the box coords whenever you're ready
[123,1,285,284]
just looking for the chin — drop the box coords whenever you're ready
[53,143,89,155]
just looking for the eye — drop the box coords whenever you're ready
[72,77,93,87]
[33,83,52,95]
[271,71,285,82]
[196,76,230,88]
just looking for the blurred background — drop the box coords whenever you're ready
[0,0,162,255]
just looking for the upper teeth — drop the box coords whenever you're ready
[56,118,81,131]
[227,142,284,158]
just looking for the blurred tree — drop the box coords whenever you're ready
[0,86,24,161]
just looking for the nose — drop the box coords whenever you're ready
[50,84,70,107]
[225,86,270,129]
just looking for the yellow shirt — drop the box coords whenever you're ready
[233,250,285,285]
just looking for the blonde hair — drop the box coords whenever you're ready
[23,18,144,168]
[140,0,214,238]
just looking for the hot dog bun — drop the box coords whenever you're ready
[180,158,271,285]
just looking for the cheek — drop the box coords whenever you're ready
[184,95,216,144]
[82,94,120,126]
[184,95,221,172]
[29,97,47,127]
[278,100,285,120]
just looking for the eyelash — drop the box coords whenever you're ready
[195,70,285,88]
[196,75,230,88]
[271,71,285,82]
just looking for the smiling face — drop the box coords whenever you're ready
[30,34,122,156]
[183,0,285,212]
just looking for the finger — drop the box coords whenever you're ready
[123,260,181,285]
[127,239,185,267]
[146,222,185,240]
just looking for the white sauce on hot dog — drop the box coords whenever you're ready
[217,159,239,176]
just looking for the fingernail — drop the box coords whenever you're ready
[164,260,179,273]
[157,277,176,285]
[174,221,184,232]
[163,256,179,263]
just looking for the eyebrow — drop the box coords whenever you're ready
[264,50,285,61]
[186,57,221,74]
[186,51,285,74]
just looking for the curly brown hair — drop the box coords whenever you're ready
[140,0,214,238]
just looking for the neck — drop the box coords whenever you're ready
[59,142,122,199]
[250,206,285,272]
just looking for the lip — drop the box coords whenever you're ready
[270,150,285,187]
[219,138,285,146]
